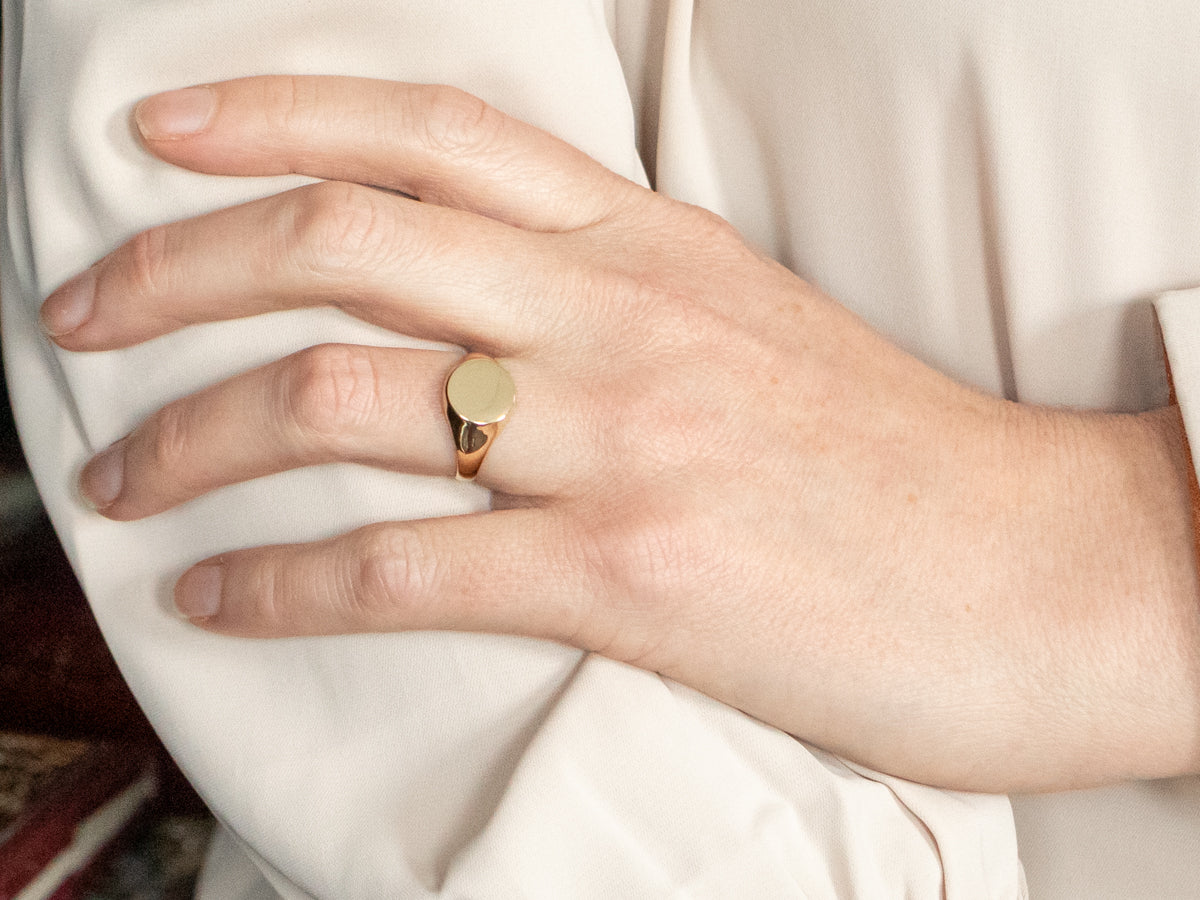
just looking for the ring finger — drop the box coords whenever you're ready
[79,345,584,520]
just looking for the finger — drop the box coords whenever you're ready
[79,346,578,520]
[42,180,567,352]
[172,512,635,651]
[133,75,640,232]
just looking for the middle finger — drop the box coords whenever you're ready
[43,180,572,354]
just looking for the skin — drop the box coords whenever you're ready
[41,75,1200,793]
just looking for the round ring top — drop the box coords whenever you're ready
[445,356,516,426]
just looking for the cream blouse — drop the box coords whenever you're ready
[4,0,1199,896]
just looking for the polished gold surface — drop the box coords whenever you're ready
[445,356,516,425]
[444,354,515,480]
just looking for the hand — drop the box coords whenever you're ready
[43,76,1200,792]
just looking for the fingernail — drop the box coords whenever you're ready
[135,86,215,139]
[175,564,224,620]
[41,269,96,337]
[79,440,126,510]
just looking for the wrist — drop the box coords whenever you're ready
[995,402,1200,787]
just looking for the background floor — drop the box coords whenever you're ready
[3,356,214,897]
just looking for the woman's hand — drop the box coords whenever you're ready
[42,76,1200,792]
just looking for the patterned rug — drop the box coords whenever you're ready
[85,815,214,900]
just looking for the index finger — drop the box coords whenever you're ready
[134,75,639,232]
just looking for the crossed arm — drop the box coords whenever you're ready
[40,74,1200,793]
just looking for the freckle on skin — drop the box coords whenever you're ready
[965,604,973,612]
[907,492,917,503]
[770,376,779,385]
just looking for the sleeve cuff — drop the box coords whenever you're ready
[1155,287,1200,477]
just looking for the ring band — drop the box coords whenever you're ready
[444,353,516,481]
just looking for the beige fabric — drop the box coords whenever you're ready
[3,0,1199,895]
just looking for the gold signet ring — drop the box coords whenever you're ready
[444,354,516,481]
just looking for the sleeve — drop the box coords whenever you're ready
[1158,287,1200,485]
[0,1,1023,897]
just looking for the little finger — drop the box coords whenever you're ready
[173,512,618,645]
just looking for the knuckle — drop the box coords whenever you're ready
[281,343,383,454]
[239,554,285,630]
[679,202,742,246]
[148,400,195,477]
[590,509,695,603]
[577,511,703,665]
[415,84,506,158]
[286,180,397,278]
[350,525,438,625]
[127,225,174,299]
[655,198,747,259]
[614,199,750,285]
[557,264,682,355]
[603,368,710,473]
[264,74,322,136]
